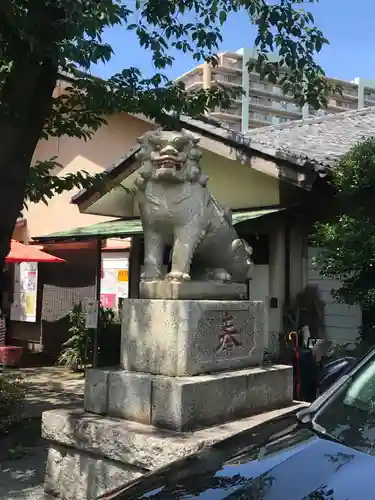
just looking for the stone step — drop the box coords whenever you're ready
[42,402,308,500]
[84,364,293,432]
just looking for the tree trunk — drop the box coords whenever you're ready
[0,58,58,268]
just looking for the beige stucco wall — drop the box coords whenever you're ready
[201,151,280,209]
[86,148,281,218]
[24,113,152,241]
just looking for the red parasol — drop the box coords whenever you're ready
[6,240,65,264]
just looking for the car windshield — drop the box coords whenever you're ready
[314,354,375,455]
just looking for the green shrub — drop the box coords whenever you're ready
[0,373,26,435]
[58,303,88,372]
[97,322,121,367]
[58,302,120,371]
[97,307,121,367]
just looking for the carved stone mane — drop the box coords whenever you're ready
[135,130,253,284]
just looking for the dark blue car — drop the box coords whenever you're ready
[100,350,374,500]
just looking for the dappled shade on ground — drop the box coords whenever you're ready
[0,367,85,499]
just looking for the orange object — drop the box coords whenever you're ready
[117,269,129,282]
[6,240,65,263]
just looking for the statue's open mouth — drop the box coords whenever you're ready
[153,156,182,171]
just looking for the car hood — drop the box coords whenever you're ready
[115,419,375,500]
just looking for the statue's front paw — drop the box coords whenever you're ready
[166,271,191,282]
[213,270,232,282]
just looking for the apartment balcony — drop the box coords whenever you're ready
[209,106,241,121]
[185,82,203,90]
[212,74,242,87]
[250,80,304,104]
[341,88,359,100]
[185,80,203,91]
[248,122,265,129]
[308,108,334,118]
[364,90,375,104]
[327,99,357,113]
[249,110,298,127]
[249,112,274,126]
[219,121,242,132]
[329,78,358,100]
[248,81,296,101]
[180,73,204,91]
[219,55,243,71]
[216,61,243,75]
[248,96,301,117]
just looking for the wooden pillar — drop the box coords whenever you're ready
[268,224,286,342]
[128,235,142,299]
[289,224,304,300]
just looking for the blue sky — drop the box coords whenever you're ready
[94,0,375,83]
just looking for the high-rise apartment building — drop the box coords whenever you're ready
[175,48,375,133]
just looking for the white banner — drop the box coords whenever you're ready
[11,262,38,322]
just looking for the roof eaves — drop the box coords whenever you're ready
[71,112,322,208]
[71,115,250,206]
[71,144,141,204]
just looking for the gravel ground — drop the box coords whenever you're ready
[0,368,85,500]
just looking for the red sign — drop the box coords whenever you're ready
[100,293,117,309]
[216,312,241,353]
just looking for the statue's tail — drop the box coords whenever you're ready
[209,192,233,225]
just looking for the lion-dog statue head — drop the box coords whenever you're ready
[135,130,209,189]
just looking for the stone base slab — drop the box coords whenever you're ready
[43,402,308,499]
[44,443,143,500]
[121,299,265,376]
[139,280,248,300]
[84,364,293,431]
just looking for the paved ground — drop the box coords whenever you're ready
[0,367,84,500]
[20,367,84,417]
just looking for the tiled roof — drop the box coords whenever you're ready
[245,106,375,172]
[73,108,375,206]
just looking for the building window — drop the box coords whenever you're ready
[342,87,358,98]
[273,116,289,125]
[250,112,273,122]
[343,101,355,109]
[222,74,239,84]
[250,81,265,91]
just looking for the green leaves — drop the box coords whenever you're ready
[24,157,108,207]
[314,138,375,312]
[0,0,331,213]
[242,0,333,109]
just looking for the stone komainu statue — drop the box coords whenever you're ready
[135,130,253,283]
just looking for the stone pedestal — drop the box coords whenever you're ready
[43,297,295,499]
[139,280,248,300]
[83,365,292,432]
[121,299,264,376]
